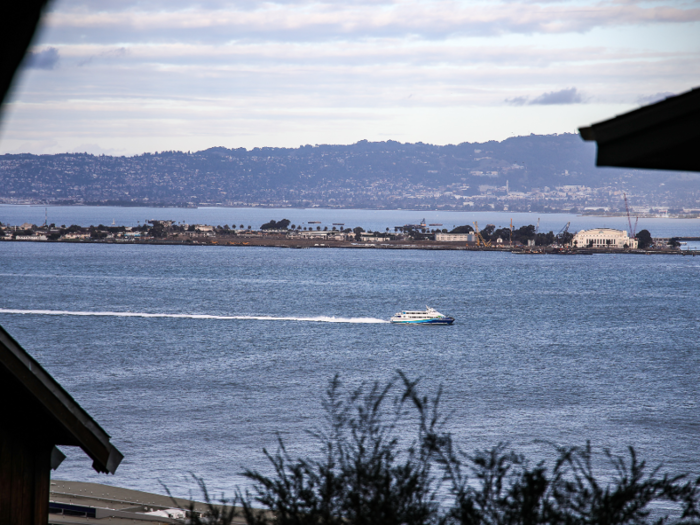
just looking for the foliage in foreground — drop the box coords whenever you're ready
[181,374,700,525]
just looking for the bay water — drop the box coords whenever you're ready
[0,206,699,499]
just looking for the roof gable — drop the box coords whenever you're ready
[0,325,123,474]
[579,87,700,173]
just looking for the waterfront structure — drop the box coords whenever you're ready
[289,230,332,239]
[435,232,476,242]
[62,232,90,240]
[571,228,638,249]
[360,233,391,242]
[15,234,47,241]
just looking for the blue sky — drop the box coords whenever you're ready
[1,0,698,155]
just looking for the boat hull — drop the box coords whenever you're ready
[391,317,455,325]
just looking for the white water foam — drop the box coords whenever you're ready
[0,308,389,324]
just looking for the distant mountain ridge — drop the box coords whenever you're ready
[1,134,697,210]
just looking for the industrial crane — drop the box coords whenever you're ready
[556,221,571,245]
[473,221,492,247]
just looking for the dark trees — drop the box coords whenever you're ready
[492,228,512,243]
[507,225,536,245]
[535,231,555,246]
[450,225,474,234]
[261,219,291,230]
[89,227,108,239]
[636,229,652,249]
[558,231,574,246]
[150,223,166,238]
[480,224,496,240]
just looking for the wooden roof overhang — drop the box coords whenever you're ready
[579,87,700,173]
[0,325,123,474]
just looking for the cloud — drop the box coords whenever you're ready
[24,47,60,70]
[78,47,127,67]
[637,91,675,106]
[40,2,700,45]
[505,88,583,106]
[70,143,125,155]
[4,0,697,154]
[6,139,60,154]
[505,96,529,106]
[530,87,582,105]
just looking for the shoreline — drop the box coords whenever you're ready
[2,237,694,255]
[2,203,699,220]
[49,479,247,525]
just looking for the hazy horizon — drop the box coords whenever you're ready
[2,131,586,157]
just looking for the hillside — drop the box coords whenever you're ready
[1,134,697,211]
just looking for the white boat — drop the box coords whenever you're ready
[390,306,455,325]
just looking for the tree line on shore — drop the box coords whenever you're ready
[2,219,664,248]
[260,219,660,248]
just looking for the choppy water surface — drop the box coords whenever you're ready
[1,242,699,498]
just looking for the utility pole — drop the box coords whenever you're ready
[510,218,513,246]
[623,193,637,238]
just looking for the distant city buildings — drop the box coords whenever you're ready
[0,136,697,212]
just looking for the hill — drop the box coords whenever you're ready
[1,134,697,211]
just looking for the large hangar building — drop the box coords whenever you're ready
[571,228,638,249]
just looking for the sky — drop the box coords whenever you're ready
[0,0,698,155]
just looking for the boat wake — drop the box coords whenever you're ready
[0,308,389,324]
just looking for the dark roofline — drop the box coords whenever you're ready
[579,87,700,173]
[0,325,123,474]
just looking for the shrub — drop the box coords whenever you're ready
[180,374,700,525]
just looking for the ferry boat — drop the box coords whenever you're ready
[390,306,455,325]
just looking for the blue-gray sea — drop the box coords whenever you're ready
[1,206,699,499]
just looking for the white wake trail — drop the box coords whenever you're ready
[0,309,389,324]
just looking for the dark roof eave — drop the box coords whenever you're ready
[0,325,123,474]
[578,87,700,173]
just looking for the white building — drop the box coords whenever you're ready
[331,233,352,241]
[435,232,476,242]
[571,228,638,249]
[289,230,332,239]
[15,235,48,241]
[360,233,391,242]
